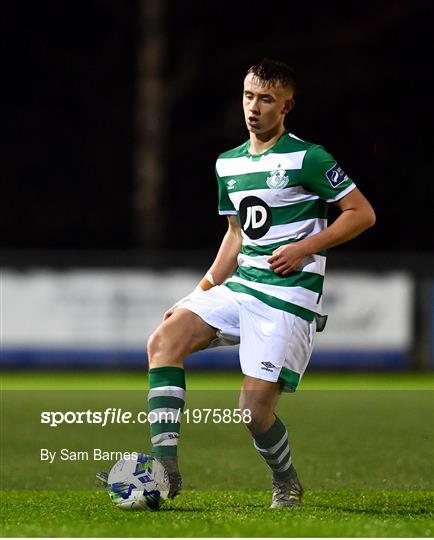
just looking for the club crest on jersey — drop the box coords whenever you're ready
[227,179,237,190]
[266,165,289,189]
[325,163,348,188]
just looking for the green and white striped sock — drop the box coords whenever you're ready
[253,416,294,478]
[148,367,185,459]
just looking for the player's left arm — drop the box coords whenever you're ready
[268,188,375,275]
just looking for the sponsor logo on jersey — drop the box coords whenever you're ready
[266,164,289,189]
[325,163,348,188]
[261,361,276,372]
[239,196,272,240]
[227,179,237,190]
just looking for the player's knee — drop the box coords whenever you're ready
[147,323,192,367]
[147,325,183,368]
[146,328,161,360]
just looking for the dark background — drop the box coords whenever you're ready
[3,0,433,252]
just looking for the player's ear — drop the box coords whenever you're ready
[283,98,295,115]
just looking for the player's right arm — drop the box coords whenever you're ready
[163,216,242,320]
[197,215,242,290]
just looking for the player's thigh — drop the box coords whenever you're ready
[147,308,216,363]
[181,285,241,343]
[238,297,315,392]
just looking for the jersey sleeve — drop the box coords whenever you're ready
[216,166,237,215]
[301,145,356,202]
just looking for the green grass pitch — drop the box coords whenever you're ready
[1,370,433,537]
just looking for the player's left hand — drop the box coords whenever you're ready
[267,243,308,275]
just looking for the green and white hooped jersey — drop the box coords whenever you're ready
[216,131,356,321]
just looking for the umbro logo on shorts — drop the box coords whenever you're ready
[261,361,276,372]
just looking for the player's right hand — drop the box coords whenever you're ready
[163,298,186,320]
[162,291,193,321]
[163,305,178,321]
[163,286,205,321]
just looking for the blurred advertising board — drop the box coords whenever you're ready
[1,270,413,369]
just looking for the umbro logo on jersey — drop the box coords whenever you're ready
[325,163,348,188]
[261,361,276,372]
[266,164,289,189]
[227,179,237,190]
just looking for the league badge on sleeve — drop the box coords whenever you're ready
[325,163,348,188]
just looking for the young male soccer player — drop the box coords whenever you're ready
[101,58,376,508]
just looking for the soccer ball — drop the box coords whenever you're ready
[107,453,170,510]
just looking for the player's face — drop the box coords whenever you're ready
[243,74,294,136]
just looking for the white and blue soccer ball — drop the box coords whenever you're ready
[107,453,169,510]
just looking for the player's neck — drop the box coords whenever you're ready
[248,126,286,155]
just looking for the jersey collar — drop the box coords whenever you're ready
[245,130,288,161]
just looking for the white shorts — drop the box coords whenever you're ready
[181,285,316,392]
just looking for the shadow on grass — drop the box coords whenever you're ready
[159,506,208,513]
[308,502,432,517]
